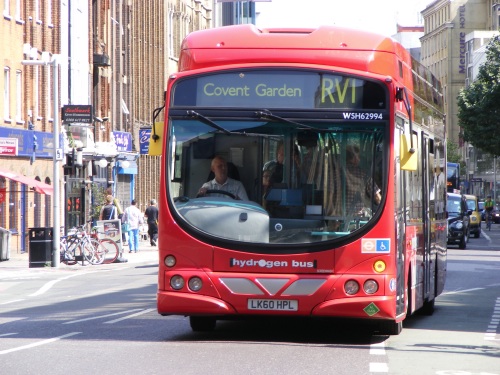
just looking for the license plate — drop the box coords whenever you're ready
[247,299,298,311]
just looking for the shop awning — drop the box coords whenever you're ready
[0,168,53,195]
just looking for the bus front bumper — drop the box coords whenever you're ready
[157,291,397,320]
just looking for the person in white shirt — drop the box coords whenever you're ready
[197,156,248,200]
[122,200,143,252]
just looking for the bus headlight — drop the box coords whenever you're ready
[344,280,360,295]
[363,279,379,294]
[164,255,176,267]
[170,275,185,290]
[188,277,203,291]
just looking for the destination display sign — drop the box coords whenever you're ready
[172,70,387,110]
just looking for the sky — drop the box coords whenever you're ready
[254,0,431,37]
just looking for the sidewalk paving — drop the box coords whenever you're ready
[0,240,159,270]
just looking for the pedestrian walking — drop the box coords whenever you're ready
[99,195,118,220]
[144,199,159,246]
[122,200,143,253]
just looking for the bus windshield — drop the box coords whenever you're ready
[168,116,386,245]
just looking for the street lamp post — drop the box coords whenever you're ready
[22,56,61,267]
[494,156,497,203]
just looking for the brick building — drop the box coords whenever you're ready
[131,0,212,212]
[1,1,60,253]
[0,0,212,255]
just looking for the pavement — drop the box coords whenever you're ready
[0,240,159,271]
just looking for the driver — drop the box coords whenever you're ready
[197,156,249,200]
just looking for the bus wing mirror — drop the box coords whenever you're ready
[148,121,164,156]
[400,134,417,171]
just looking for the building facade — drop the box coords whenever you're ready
[1,0,60,253]
[132,0,212,212]
[421,0,499,197]
[420,0,493,146]
[0,0,213,255]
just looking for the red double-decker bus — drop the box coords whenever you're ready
[154,25,447,335]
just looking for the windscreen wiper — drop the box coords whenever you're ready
[187,110,231,135]
[255,110,320,131]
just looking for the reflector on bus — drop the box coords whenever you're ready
[400,134,417,171]
[148,122,164,156]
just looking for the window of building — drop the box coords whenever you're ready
[3,0,10,17]
[44,177,51,226]
[34,178,42,227]
[46,64,52,120]
[0,177,5,227]
[168,11,174,57]
[15,70,22,123]
[15,0,22,21]
[9,180,18,233]
[4,67,10,120]
[35,0,41,23]
[35,67,40,119]
[46,0,52,25]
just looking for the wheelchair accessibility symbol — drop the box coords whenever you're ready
[361,238,391,253]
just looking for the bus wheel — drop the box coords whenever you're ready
[190,316,216,332]
[378,320,402,336]
[420,298,435,316]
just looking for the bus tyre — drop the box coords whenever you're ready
[379,320,402,336]
[420,298,435,316]
[190,316,216,332]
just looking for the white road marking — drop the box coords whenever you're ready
[0,299,25,305]
[484,297,500,342]
[442,287,484,296]
[103,308,155,324]
[369,362,389,373]
[0,332,81,355]
[370,341,388,373]
[62,309,142,324]
[370,341,386,355]
[29,273,89,297]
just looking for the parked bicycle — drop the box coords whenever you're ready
[90,226,120,264]
[60,226,97,265]
[60,225,119,265]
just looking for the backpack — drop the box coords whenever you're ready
[102,204,115,219]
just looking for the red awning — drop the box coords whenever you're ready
[0,168,53,195]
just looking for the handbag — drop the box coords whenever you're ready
[122,222,130,232]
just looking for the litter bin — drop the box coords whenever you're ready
[29,227,53,267]
[0,227,12,261]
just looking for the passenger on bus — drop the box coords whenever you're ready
[345,144,381,215]
[263,140,285,185]
[260,169,273,207]
[198,156,249,200]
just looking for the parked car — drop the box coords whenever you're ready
[447,192,471,249]
[464,194,481,238]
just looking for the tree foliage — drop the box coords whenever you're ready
[446,140,467,176]
[447,140,461,164]
[457,35,500,157]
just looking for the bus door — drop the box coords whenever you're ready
[395,120,407,316]
[422,134,435,301]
